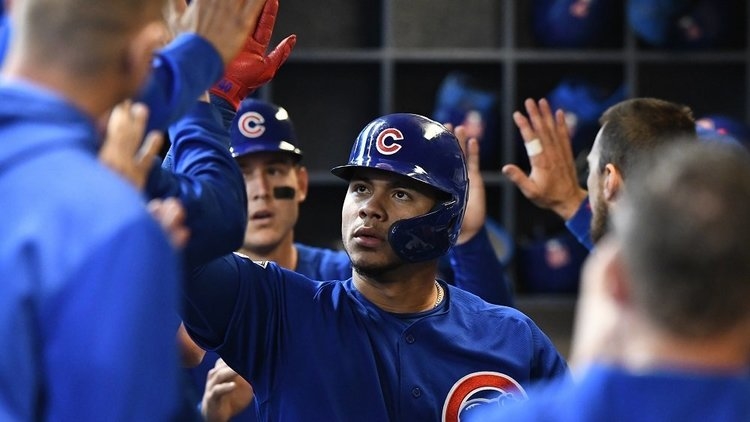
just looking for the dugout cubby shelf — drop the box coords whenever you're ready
[264,0,750,299]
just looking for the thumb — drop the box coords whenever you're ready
[265,34,297,72]
[501,164,535,195]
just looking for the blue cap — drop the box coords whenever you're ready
[229,98,302,161]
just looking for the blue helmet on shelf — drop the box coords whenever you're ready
[696,115,750,148]
[532,0,622,48]
[628,0,739,49]
[229,98,303,161]
[432,72,499,167]
[331,113,468,263]
[546,79,626,155]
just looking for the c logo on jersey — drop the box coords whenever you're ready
[441,371,528,422]
[376,128,403,155]
[238,111,266,138]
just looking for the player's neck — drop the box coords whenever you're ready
[239,235,298,271]
[620,317,750,374]
[353,263,441,313]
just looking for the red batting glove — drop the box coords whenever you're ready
[210,0,297,110]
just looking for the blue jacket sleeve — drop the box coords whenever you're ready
[564,196,594,251]
[448,226,515,307]
[145,102,247,268]
[138,33,224,132]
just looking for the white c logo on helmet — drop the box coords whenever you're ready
[238,111,266,138]
[376,128,403,155]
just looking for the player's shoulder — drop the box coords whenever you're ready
[447,285,537,325]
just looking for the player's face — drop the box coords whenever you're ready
[236,152,308,255]
[587,127,609,243]
[341,168,439,276]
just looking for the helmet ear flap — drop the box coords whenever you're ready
[388,199,462,263]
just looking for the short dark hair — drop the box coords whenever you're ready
[614,142,750,338]
[597,98,697,178]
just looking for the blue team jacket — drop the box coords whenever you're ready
[0,82,183,420]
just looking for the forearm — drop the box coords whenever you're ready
[147,102,247,267]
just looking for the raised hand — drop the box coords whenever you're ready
[202,358,255,422]
[503,98,587,220]
[210,0,297,109]
[168,0,269,66]
[448,124,486,244]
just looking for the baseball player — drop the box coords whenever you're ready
[181,113,568,421]
[0,0,199,419]
[464,141,750,421]
[192,99,516,421]
[505,97,697,250]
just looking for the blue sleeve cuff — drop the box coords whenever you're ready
[565,196,595,251]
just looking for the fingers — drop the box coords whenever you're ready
[136,130,164,165]
[242,0,271,44]
[465,137,480,176]
[252,0,279,45]
[265,34,297,71]
[148,198,191,249]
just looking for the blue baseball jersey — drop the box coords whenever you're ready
[182,254,568,422]
[463,363,750,421]
[188,243,352,421]
[0,81,183,419]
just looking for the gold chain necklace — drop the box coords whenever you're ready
[434,280,444,308]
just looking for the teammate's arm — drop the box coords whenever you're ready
[446,124,514,306]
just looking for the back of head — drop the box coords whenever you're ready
[331,113,468,262]
[10,0,159,77]
[597,98,697,178]
[230,98,303,161]
[614,142,750,338]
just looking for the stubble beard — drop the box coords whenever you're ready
[590,192,610,244]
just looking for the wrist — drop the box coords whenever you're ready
[209,77,247,110]
[554,189,588,221]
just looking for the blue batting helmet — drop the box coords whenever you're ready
[628,0,739,49]
[229,98,303,161]
[331,113,468,263]
[532,0,622,48]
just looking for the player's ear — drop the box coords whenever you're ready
[602,163,622,203]
[296,165,309,202]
